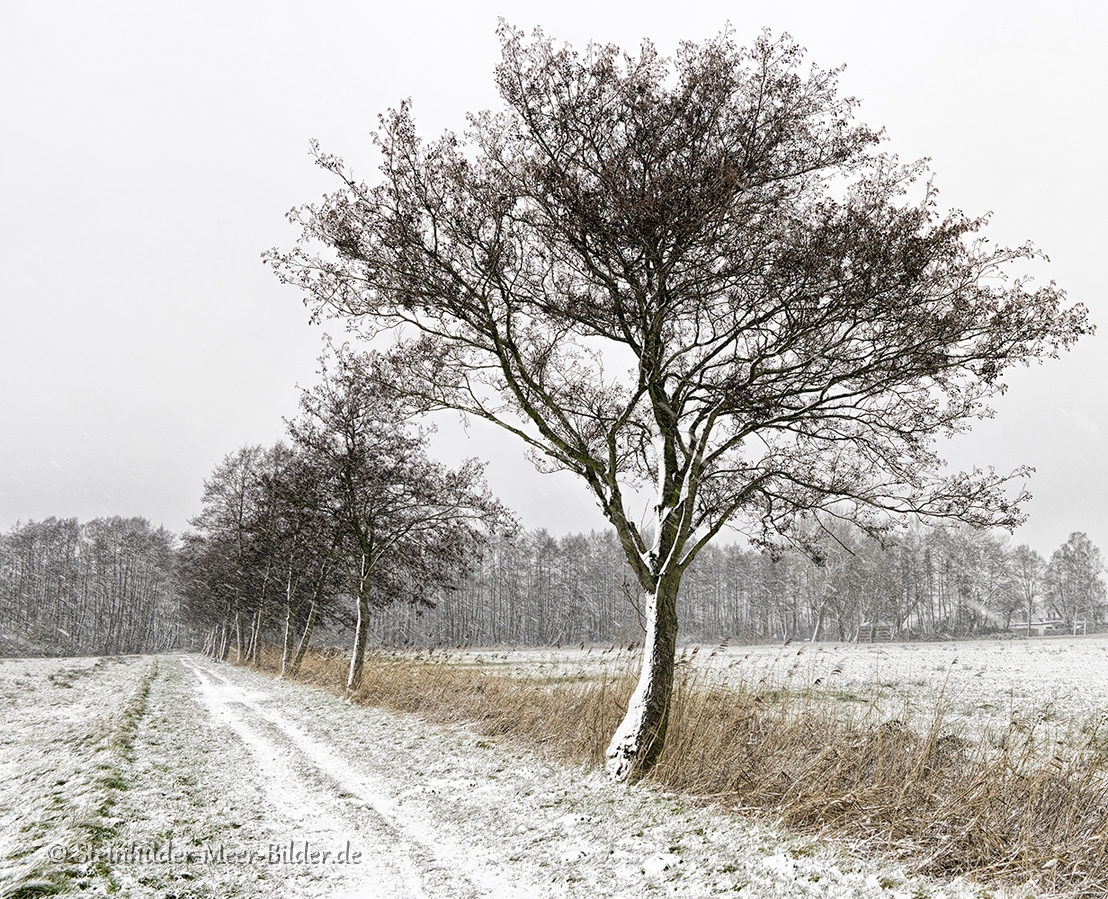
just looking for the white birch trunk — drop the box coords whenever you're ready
[605,572,680,781]
[347,589,371,692]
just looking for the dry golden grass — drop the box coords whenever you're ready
[248,644,1108,896]
[282,645,631,767]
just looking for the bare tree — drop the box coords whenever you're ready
[287,345,512,690]
[182,445,281,663]
[1009,543,1046,634]
[0,517,180,656]
[269,26,1090,778]
[1045,533,1106,634]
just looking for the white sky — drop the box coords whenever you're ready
[1,0,1105,561]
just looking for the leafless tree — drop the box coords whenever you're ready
[286,345,513,689]
[268,26,1090,778]
[0,517,181,655]
[1045,533,1107,633]
[1009,543,1046,635]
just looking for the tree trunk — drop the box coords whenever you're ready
[253,565,271,667]
[811,601,827,642]
[605,572,680,781]
[246,608,262,667]
[281,597,295,677]
[289,599,318,676]
[347,589,371,692]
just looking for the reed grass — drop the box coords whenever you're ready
[250,644,1108,896]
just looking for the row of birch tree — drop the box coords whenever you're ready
[0,516,185,655]
[177,345,511,688]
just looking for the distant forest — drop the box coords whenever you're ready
[1,510,1103,658]
[0,517,186,656]
[340,524,1107,648]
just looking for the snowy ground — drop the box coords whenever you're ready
[0,655,156,894]
[457,635,1108,744]
[0,652,1007,898]
[701,635,1108,743]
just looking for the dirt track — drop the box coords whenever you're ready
[173,656,541,898]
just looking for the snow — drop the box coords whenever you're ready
[605,593,658,780]
[688,636,1108,745]
[2,646,1071,898]
[454,635,1108,745]
[0,655,155,894]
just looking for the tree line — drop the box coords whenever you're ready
[0,493,1101,659]
[0,516,186,655]
[352,524,1107,647]
[177,345,510,688]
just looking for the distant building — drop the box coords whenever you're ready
[855,622,897,643]
[1011,618,1087,636]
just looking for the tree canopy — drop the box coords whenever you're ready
[268,24,1090,778]
[287,345,512,687]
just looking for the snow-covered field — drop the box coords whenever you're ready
[459,635,1108,744]
[704,636,1108,743]
[0,651,1015,898]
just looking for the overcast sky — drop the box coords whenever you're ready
[1,0,1104,560]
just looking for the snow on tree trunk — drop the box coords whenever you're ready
[289,599,318,677]
[347,589,371,692]
[811,607,825,642]
[605,572,680,781]
[247,607,262,667]
[280,595,295,678]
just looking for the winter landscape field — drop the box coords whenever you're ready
[464,635,1108,744]
[4,637,1108,898]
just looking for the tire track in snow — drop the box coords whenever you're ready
[182,657,545,899]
